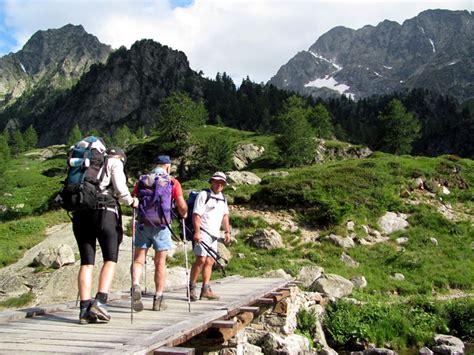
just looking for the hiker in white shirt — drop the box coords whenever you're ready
[189,172,231,301]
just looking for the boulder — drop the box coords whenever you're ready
[432,334,464,354]
[323,234,355,248]
[33,244,75,269]
[430,238,439,246]
[347,220,355,231]
[233,144,265,170]
[217,241,232,262]
[227,171,262,185]
[341,252,359,267]
[351,276,367,289]
[296,266,324,288]
[310,274,353,298]
[262,269,292,279]
[395,237,409,245]
[364,348,396,355]
[390,273,405,281]
[419,347,434,355]
[259,332,311,355]
[248,229,284,250]
[378,212,409,235]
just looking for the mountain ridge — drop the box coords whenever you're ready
[269,9,473,102]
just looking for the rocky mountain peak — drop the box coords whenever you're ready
[0,24,112,109]
[270,9,473,102]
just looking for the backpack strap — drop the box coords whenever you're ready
[203,188,226,204]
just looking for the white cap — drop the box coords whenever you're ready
[209,171,227,185]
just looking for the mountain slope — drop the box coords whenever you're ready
[0,24,112,127]
[269,9,473,102]
[35,39,204,146]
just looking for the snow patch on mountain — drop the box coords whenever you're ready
[308,51,342,71]
[305,75,354,99]
[19,62,27,74]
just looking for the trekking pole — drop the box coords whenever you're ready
[131,208,136,324]
[182,219,191,312]
[144,258,147,296]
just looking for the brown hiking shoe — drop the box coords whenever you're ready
[188,283,199,302]
[152,295,167,311]
[200,285,220,300]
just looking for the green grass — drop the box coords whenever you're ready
[0,149,66,221]
[0,131,473,351]
[0,292,34,309]
[0,210,70,267]
[323,297,474,349]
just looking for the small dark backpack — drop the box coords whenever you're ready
[56,136,108,212]
[137,172,173,227]
[183,188,226,240]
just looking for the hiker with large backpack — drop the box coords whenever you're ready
[131,155,187,312]
[59,137,139,324]
[188,172,231,301]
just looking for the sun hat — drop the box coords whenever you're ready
[154,155,172,164]
[209,171,227,184]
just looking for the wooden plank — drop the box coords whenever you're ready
[238,306,260,314]
[0,276,290,354]
[255,297,274,304]
[211,320,235,329]
[0,337,120,348]
[155,346,195,354]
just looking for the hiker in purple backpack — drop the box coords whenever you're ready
[131,155,187,311]
[73,145,139,324]
[189,172,231,301]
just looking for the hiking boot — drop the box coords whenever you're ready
[152,294,168,311]
[200,285,220,300]
[89,299,111,322]
[78,307,97,325]
[131,284,144,312]
[188,283,198,302]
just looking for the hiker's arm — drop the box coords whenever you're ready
[175,195,188,219]
[193,213,202,243]
[110,159,134,206]
[222,214,231,243]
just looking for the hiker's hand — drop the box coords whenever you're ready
[193,232,201,243]
[224,231,231,243]
[130,197,139,208]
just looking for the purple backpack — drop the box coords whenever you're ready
[137,172,173,227]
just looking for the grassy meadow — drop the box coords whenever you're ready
[0,126,472,350]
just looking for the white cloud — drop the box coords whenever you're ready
[2,0,472,84]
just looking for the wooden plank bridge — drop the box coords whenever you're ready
[0,276,292,354]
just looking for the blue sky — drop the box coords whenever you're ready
[0,0,471,83]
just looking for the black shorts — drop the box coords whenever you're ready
[72,209,123,265]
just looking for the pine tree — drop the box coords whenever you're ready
[0,134,11,176]
[156,91,207,155]
[112,125,134,148]
[23,125,38,149]
[379,99,421,155]
[67,124,82,147]
[309,103,334,139]
[11,129,25,155]
[199,134,234,174]
[276,96,315,167]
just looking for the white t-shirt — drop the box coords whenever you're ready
[98,157,133,206]
[193,190,229,238]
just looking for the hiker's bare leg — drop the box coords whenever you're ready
[154,250,167,294]
[133,248,147,285]
[201,257,215,285]
[190,256,206,284]
[98,261,116,293]
[78,264,94,300]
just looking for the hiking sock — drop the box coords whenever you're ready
[79,299,92,309]
[95,292,108,304]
